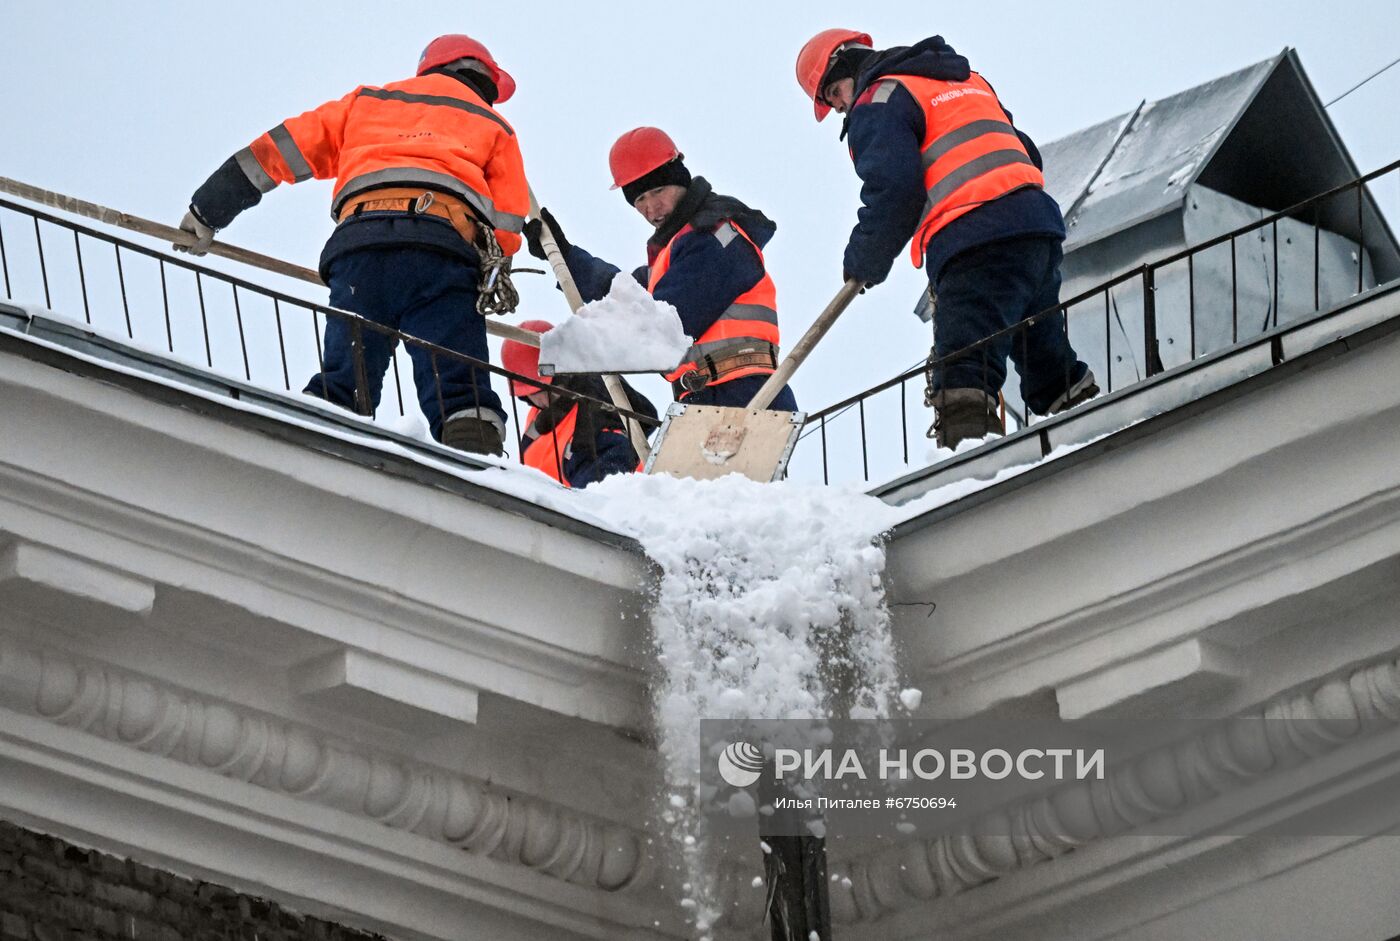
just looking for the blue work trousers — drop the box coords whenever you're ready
[928,236,1087,415]
[565,428,641,488]
[304,246,505,439]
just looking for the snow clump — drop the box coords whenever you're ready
[537,272,691,375]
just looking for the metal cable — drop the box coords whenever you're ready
[1325,54,1400,108]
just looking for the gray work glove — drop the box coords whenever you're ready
[174,209,215,256]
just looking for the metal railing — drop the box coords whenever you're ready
[0,195,657,484]
[795,159,1400,485]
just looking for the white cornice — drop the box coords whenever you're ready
[0,345,657,730]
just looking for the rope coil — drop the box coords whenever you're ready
[475,225,520,316]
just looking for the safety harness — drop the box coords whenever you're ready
[337,187,520,316]
[670,341,779,397]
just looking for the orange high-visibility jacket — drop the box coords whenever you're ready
[520,404,578,485]
[869,73,1044,268]
[235,72,528,254]
[647,220,780,389]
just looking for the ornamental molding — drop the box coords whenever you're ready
[711,651,1400,929]
[4,555,1399,933]
[0,636,653,895]
[5,636,1398,931]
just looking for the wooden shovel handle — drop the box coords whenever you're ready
[0,175,542,348]
[527,189,651,462]
[747,279,864,411]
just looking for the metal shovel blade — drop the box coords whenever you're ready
[537,362,670,377]
[644,403,805,482]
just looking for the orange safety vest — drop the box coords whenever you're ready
[236,72,528,254]
[867,73,1044,268]
[520,404,579,486]
[648,221,781,389]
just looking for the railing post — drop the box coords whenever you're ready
[899,378,908,465]
[1357,183,1366,294]
[0,213,12,299]
[312,309,330,401]
[1313,203,1321,312]
[1187,253,1196,357]
[33,217,51,309]
[508,392,525,465]
[857,398,869,482]
[114,244,133,338]
[271,298,290,390]
[350,317,372,416]
[1103,290,1111,393]
[159,260,174,352]
[1271,218,1280,328]
[1142,266,1164,376]
[72,231,91,324]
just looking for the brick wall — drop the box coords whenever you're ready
[0,819,389,941]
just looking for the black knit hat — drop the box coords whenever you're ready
[456,68,499,104]
[427,62,498,104]
[622,157,692,206]
[820,47,874,95]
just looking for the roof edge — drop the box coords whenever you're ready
[0,308,648,557]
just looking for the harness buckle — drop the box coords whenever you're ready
[678,368,712,393]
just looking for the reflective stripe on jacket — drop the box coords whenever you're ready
[236,72,528,254]
[648,220,780,387]
[872,73,1044,268]
[521,405,578,486]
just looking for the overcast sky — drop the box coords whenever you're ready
[3,2,1397,481]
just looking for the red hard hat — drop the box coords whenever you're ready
[795,28,873,122]
[502,320,553,397]
[608,127,682,190]
[417,34,517,103]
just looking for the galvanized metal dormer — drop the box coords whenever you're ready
[1050,48,1399,391]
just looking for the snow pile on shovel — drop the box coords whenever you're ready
[582,473,903,938]
[538,272,691,374]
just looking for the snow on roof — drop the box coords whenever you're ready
[1042,53,1281,250]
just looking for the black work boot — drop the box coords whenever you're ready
[929,388,1004,449]
[441,413,505,456]
[1046,368,1100,415]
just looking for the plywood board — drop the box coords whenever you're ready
[644,404,804,482]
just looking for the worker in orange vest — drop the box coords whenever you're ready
[523,128,797,411]
[796,30,1098,448]
[502,321,657,487]
[175,34,528,455]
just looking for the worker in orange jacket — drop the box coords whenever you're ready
[796,30,1098,448]
[176,35,527,454]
